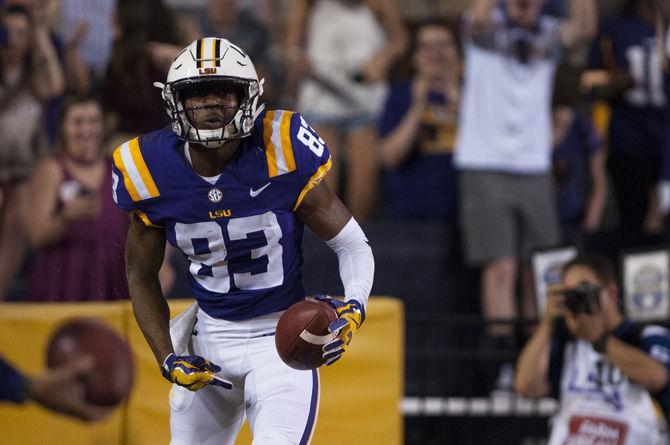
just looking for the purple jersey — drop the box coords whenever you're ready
[111,110,331,320]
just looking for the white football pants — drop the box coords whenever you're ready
[169,308,319,445]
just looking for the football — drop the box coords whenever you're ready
[275,299,338,370]
[46,318,135,407]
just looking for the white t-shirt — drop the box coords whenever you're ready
[297,0,388,118]
[455,8,562,173]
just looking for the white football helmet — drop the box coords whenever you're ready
[155,38,264,148]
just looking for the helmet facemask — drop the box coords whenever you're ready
[164,77,262,148]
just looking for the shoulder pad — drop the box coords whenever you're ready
[112,136,161,202]
[261,109,298,178]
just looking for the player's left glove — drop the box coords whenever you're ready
[314,295,365,366]
[161,353,233,391]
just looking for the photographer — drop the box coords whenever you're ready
[515,254,670,444]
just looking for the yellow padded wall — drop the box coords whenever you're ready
[0,302,128,445]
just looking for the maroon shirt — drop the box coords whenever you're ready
[28,157,130,301]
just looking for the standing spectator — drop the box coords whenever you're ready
[515,254,670,444]
[24,95,129,301]
[379,19,461,222]
[285,0,408,221]
[199,0,279,104]
[102,0,180,147]
[583,0,668,248]
[454,0,596,389]
[0,4,64,299]
[200,0,268,66]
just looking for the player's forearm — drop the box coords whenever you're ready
[601,337,670,392]
[326,218,374,309]
[129,281,174,366]
[514,319,553,397]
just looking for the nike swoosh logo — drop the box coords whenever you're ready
[249,182,271,197]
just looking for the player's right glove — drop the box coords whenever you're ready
[161,353,233,391]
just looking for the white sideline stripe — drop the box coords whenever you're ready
[299,329,335,345]
[400,397,558,417]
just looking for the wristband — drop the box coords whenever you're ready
[592,332,610,353]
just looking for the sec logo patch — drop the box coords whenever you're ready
[208,188,223,203]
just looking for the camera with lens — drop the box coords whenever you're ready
[562,282,601,314]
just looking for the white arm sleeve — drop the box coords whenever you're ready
[325,217,374,311]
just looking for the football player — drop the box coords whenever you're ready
[111,38,374,444]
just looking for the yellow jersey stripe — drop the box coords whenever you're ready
[264,110,297,177]
[279,111,297,172]
[293,156,332,210]
[128,137,160,198]
[264,111,279,177]
[136,211,162,228]
[112,145,141,201]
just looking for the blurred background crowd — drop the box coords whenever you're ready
[2,0,670,442]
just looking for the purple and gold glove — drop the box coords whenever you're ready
[314,295,365,366]
[161,354,232,391]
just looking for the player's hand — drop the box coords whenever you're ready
[161,353,232,391]
[314,295,365,366]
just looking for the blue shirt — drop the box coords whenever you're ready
[0,356,26,403]
[379,81,458,222]
[589,16,668,157]
[112,110,331,320]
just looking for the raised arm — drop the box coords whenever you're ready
[514,294,567,398]
[24,158,100,247]
[470,0,498,32]
[559,0,597,48]
[31,22,65,100]
[363,0,409,82]
[597,335,669,393]
[380,80,428,169]
[282,0,311,102]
